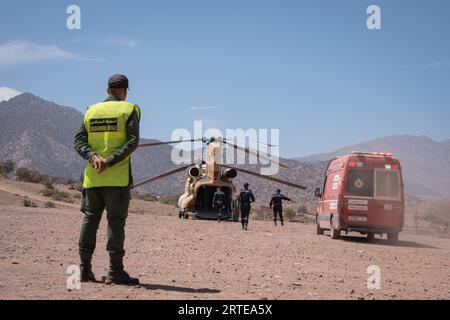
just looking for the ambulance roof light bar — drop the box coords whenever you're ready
[352,151,393,157]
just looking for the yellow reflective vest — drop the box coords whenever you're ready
[83,100,139,188]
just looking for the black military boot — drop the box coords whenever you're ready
[281,220,284,226]
[274,219,277,226]
[105,260,139,286]
[80,260,96,283]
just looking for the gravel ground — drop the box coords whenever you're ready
[1,201,449,300]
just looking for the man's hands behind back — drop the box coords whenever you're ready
[90,155,107,174]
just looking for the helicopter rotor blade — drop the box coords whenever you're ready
[223,141,288,168]
[139,138,204,148]
[223,165,306,190]
[222,138,278,147]
[133,164,193,188]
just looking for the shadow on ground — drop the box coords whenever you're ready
[140,283,221,294]
[337,235,440,249]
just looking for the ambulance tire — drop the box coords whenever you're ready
[330,216,341,239]
[387,232,399,244]
[367,232,375,242]
[316,214,324,235]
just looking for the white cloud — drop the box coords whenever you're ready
[99,35,139,48]
[66,34,140,48]
[426,62,450,69]
[0,40,100,67]
[190,105,222,111]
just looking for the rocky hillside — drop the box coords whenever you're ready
[1,90,449,201]
[0,92,181,190]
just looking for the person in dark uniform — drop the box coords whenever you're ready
[237,183,255,230]
[231,194,240,222]
[213,187,226,223]
[270,189,293,226]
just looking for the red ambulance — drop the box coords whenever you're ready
[314,152,404,243]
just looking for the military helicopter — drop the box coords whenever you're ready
[134,137,306,220]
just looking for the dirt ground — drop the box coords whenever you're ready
[0,178,450,300]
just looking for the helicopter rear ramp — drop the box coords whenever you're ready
[194,209,232,221]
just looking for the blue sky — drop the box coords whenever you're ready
[0,0,449,157]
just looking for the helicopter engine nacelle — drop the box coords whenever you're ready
[188,166,201,178]
[222,168,237,179]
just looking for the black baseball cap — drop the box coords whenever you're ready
[108,74,129,89]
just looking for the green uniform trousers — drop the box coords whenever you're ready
[79,187,131,263]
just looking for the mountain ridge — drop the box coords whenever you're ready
[293,134,450,197]
[1,91,449,199]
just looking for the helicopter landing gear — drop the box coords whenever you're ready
[179,211,189,219]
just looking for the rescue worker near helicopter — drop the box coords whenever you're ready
[269,189,293,226]
[213,187,226,223]
[74,74,140,285]
[238,183,255,230]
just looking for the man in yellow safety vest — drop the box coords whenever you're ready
[74,74,140,285]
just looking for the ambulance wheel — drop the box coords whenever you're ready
[330,216,341,239]
[367,232,375,242]
[316,215,324,235]
[387,232,399,244]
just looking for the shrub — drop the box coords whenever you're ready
[51,191,71,202]
[285,208,296,221]
[41,188,72,203]
[23,198,37,208]
[0,160,15,177]
[41,188,55,197]
[16,167,43,183]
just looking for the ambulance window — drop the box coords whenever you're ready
[375,170,401,199]
[325,174,337,194]
[347,170,374,197]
